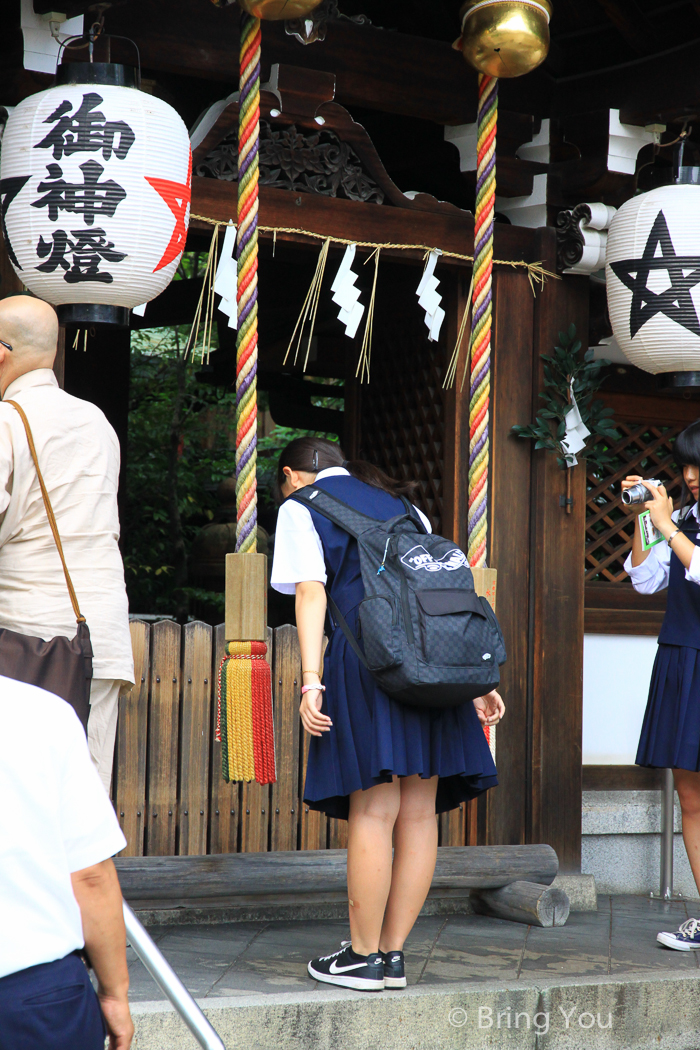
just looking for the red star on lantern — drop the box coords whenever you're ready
[145,151,192,273]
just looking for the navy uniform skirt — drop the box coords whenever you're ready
[303,608,499,820]
[637,643,700,770]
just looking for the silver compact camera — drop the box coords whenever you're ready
[621,479,662,506]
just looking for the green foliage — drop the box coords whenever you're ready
[124,325,237,616]
[123,293,340,617]
[511,323,619,471]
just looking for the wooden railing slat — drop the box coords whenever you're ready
[270,624,301,852]
[114,621,150,856]
[146,620,181,856]
[178,622,213,856]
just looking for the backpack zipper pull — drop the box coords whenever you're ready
[377,536,391,575]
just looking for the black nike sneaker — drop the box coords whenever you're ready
[381,949,407,988]
[308,943,384,991]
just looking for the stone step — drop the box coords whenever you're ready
[131,969,700,1050]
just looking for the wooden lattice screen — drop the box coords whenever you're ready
[586,421,684,583]
[359,335,447,534]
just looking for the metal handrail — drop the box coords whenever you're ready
[123,902,226,1050]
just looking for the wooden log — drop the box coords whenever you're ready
[471,880,571,928]
[225,552,268,642]
[115,843,558,901]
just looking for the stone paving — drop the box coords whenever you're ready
[128,894,700,1003]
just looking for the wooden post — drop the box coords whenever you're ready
[225,552,268,641]
[529,228,588,873]
[483,267,536,851]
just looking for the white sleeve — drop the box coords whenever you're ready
[271,499,327,595]
[414,507,433,533]
[59,712,126,873]
[623,518,673,594]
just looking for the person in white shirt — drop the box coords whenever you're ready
[0,296,134,790]
[0,675,133,1049]
[623,420,700,951]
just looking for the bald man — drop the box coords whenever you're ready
[0,296,134,790]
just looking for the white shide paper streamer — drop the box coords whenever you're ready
[416,249,445,342]
[331,244,365,339]
[561,382,591,466]
[214,222,238,329]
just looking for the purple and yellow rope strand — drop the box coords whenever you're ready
[236,13,261,553]
[468,73,497,569]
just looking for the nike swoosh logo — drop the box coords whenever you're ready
[329,960,367,974]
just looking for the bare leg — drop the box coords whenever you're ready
[347,779,401,956]
[673,768,700,897]
[379,775,439,953]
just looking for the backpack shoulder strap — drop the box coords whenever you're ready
[288,486,380,540]
[400,496,429,535]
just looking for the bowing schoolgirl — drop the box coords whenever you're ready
[270,436,504,991]
[623,419,700,950]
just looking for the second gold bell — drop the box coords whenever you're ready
[237,0,323,18]
[457,0,551,79]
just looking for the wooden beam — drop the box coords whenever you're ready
[191,178,537,265]
[97,3,484,126]
[593,0,657,55]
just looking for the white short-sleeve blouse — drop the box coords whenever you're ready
[270,467,432,595]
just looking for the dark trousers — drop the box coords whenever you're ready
[0,951,105,1050]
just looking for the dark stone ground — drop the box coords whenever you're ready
[127,894,700,1002]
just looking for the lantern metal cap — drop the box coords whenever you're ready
[55,62,138,89]
[57,305,130,328]
[657,372,700,392]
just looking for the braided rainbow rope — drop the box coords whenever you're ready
[468,73,497,569]
[235,13,261,554]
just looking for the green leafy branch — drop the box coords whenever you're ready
[511,323,619,471]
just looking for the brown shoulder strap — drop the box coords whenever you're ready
[6,400,85,625]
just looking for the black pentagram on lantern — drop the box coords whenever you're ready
[31,160,126,226]
[609,210,700,339]
[35,93,135,162]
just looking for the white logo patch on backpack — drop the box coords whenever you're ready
[400,546,467,573]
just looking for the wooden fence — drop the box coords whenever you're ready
[112,621,469,856]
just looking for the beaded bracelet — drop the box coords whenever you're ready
[301,684,326,695]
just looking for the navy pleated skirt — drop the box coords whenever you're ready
[636,643,700,771]
[304,609,499,820]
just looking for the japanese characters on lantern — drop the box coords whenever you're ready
[0,68,192,320]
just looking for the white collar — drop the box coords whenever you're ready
[315,467,350,480]
[3,368,58,401]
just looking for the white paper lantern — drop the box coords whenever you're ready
[606,184,700,384]
[0,63,191,326]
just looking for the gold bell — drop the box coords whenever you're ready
[236,0,323,18]
[457,0,551,78]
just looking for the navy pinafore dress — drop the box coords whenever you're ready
[299,474,499,820]
[637,515,700,770]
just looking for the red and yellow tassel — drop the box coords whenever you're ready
[216,641,276,784]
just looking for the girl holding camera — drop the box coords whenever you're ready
[271,437,504,991]
[623,419,700,949]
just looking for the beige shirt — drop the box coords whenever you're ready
[0,369,134,683]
